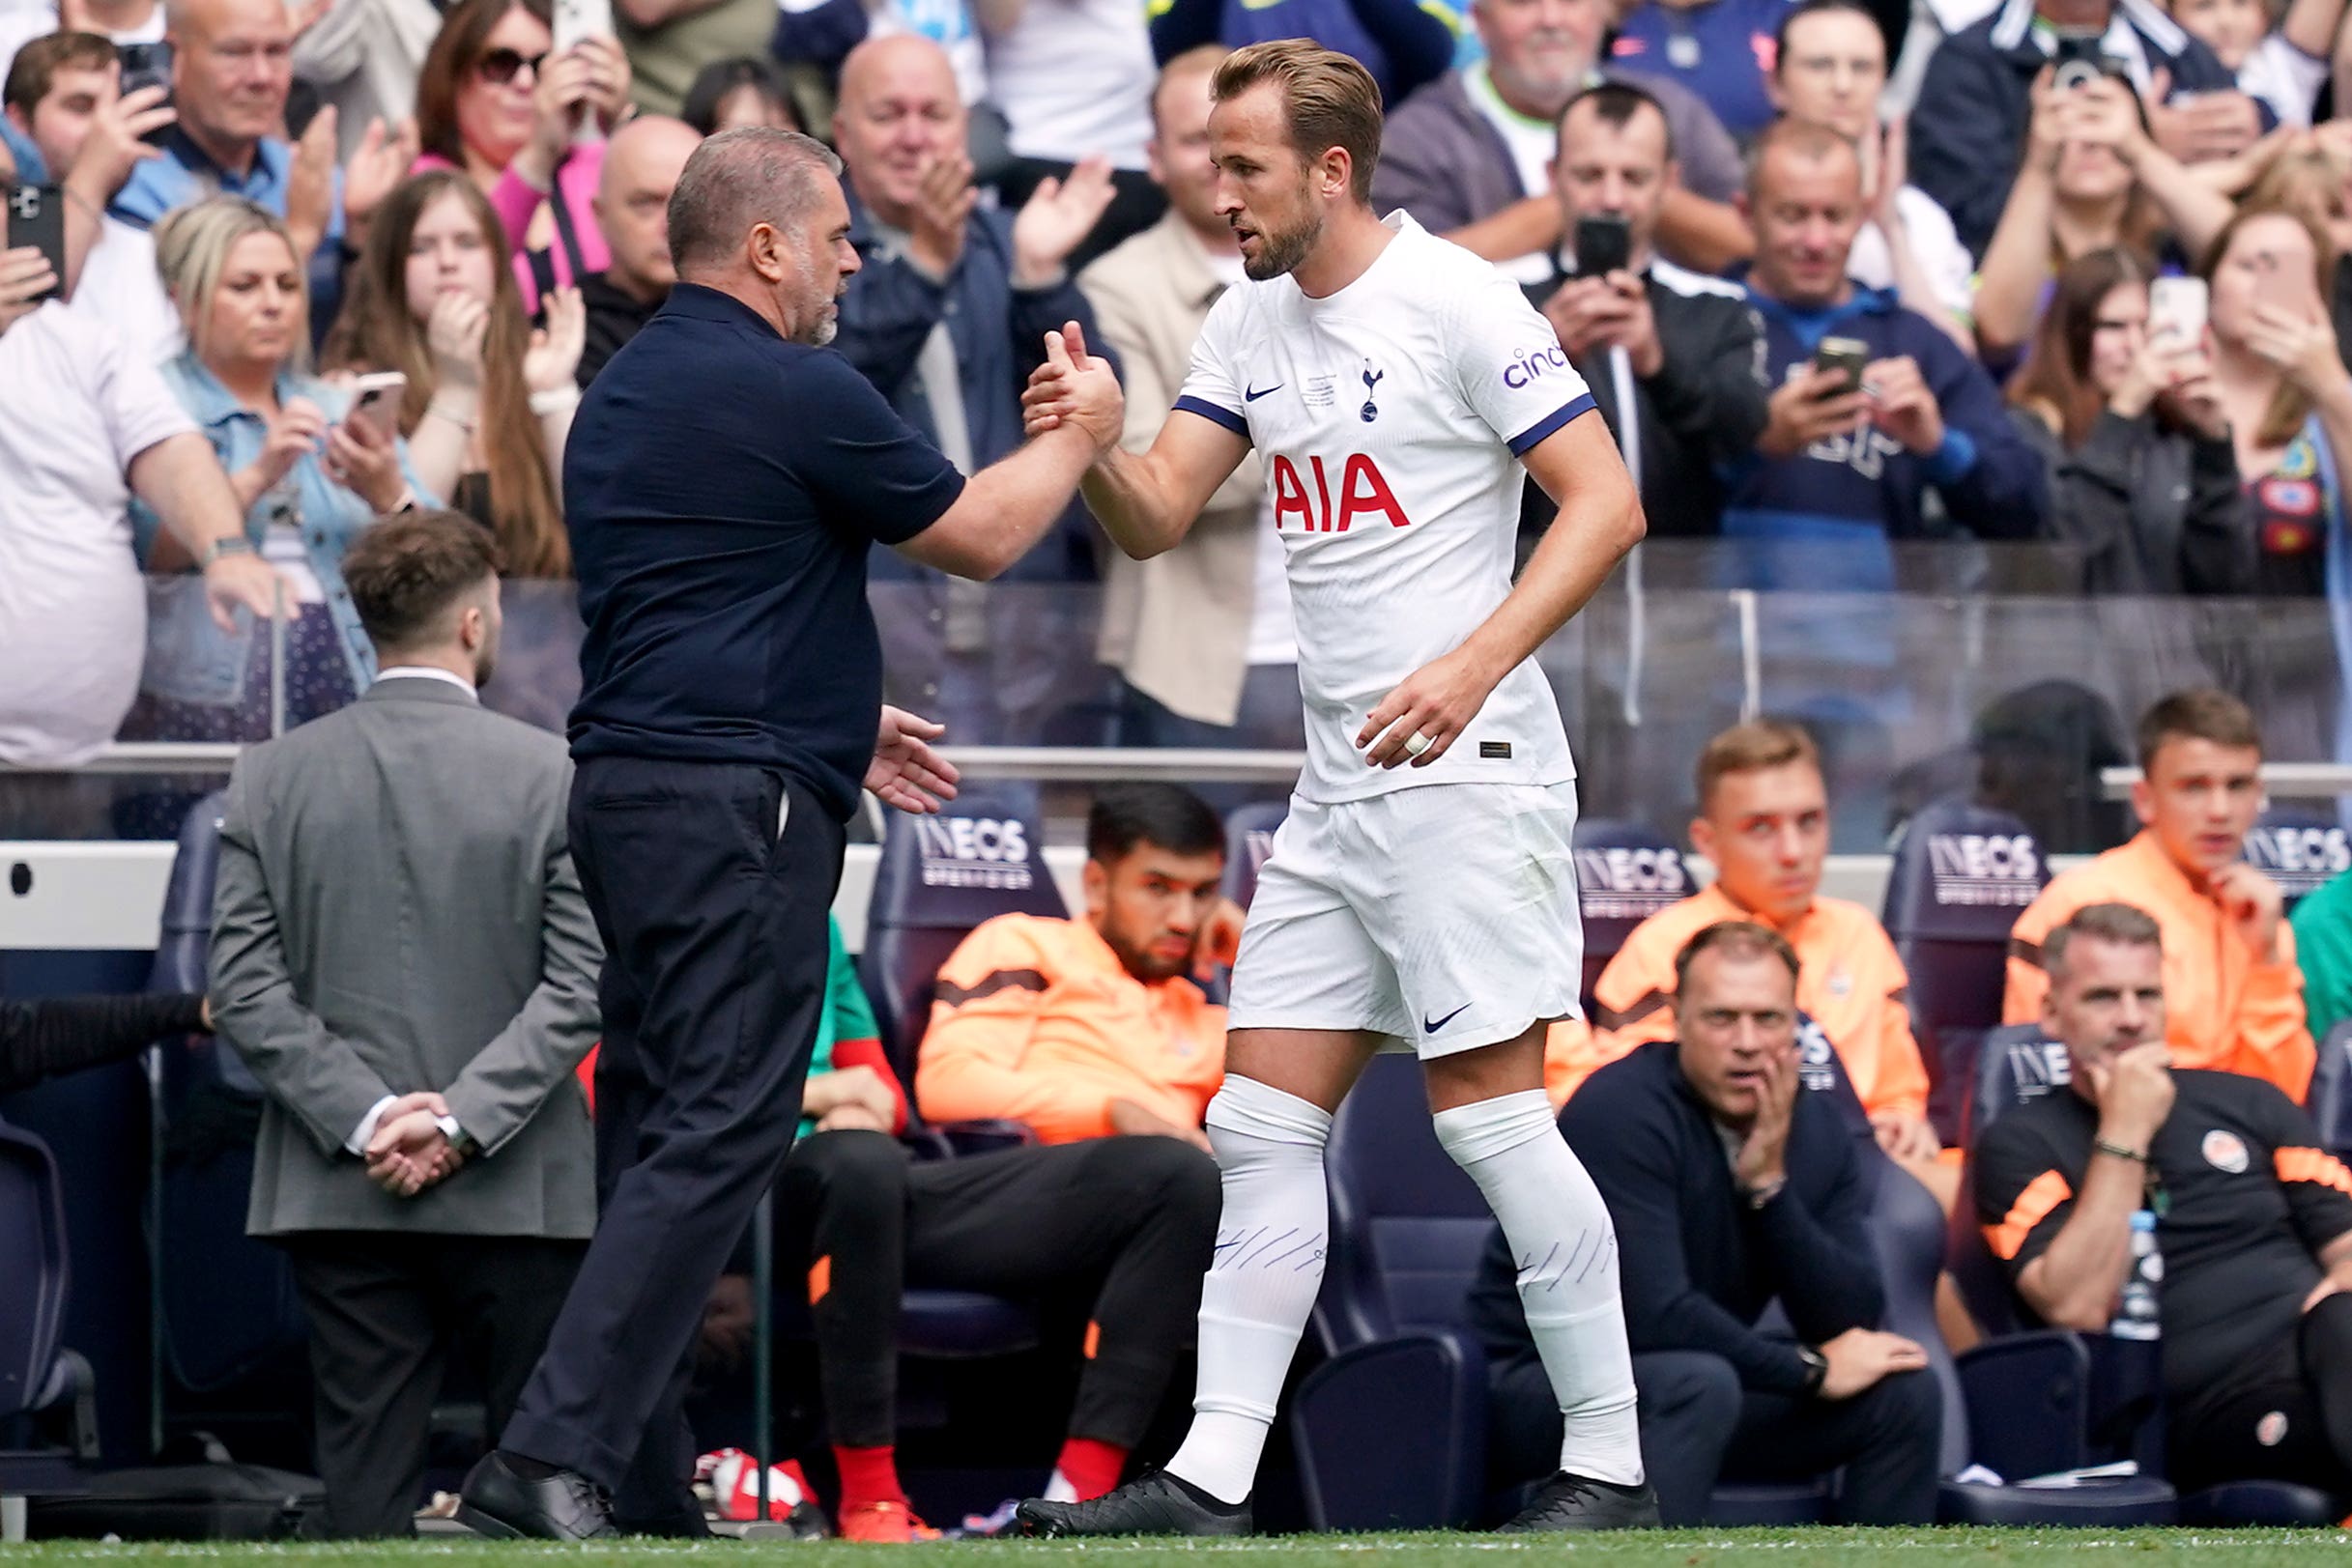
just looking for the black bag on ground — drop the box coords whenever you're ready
[27,1463,326,1540]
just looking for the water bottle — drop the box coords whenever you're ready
[2110,1210,2163,1341]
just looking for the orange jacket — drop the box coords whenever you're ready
[1546,883,1931,1119]
[912,913,1225,1144]
[2004,831,2315,1101]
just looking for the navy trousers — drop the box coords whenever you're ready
[501,757,845,1516]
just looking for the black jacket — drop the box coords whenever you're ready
[0,993,206,1097]
[1469,1041,1881,1394]
[1519,264,1767,542]
[2011,406,2256,595]
[575,272,663,391]
[1911,0,2257,258]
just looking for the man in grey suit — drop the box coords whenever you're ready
[209,510,604,1539]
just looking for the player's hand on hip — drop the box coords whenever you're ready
[866,704,961,814]
[1356,645,1498,769]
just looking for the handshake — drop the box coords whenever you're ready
[365,1090,468,1198]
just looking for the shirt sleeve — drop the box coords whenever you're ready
[1171,286,1249,440]
[791,348,967,546]
[1974,1116,2078,1278]
[1447,271,1597,457]
[90,312,198,467]
[2248,1078,2352,1254]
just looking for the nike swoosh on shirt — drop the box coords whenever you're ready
[1423,1002,1473,1033]
[1245,383,1283,402]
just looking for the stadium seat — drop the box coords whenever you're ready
[1881,795,2050,1147]
[1221,802,1286,914]
[1951,1027,2338,1523]
[2245,807,2350,918]
[2308,1021,2352,1156]
[1569,820,1685,1015]
[143,794,312,1410]
[0,1113,91,1504]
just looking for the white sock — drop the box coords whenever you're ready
[1433,1089,1644,1487]
[1042,1469,1077,1503]
[1162,1076,1334,1506]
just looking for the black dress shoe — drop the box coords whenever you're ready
[456,1451,617,1541]
[1016,1472,1251,1537]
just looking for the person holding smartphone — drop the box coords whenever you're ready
[2006,246,2254,594]
[1525,79,1764,544]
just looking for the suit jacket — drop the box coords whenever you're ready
[1079,214,1267,726]
[210,676,602,1239]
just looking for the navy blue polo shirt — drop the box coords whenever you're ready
[565,283,965,819]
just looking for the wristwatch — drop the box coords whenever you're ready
[1796,1345,1829,1398]
[198,535,256,567]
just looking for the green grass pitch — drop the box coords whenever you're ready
[6,1531,2352,1564]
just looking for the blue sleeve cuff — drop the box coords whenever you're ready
[1508,392,1596,457]
[1173,394,1249,439]
[1923,427,1978,485]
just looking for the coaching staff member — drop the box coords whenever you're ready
[457,126,1124,1541]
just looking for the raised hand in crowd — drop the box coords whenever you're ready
[428,289,491,399]
[1540,271,1663,375]
[866,704,961,814]
[2143,67,2263,165]
[341,115,421,250]
[2108,324,2227,437]
[575,36,634,135]
[1862,356,1945,454]
[232,396,331,511]
[365,1090,465,1197]
[284,106,340,264]
[908,151,978,277]
[64,81,172,213]
[2239,294,2352,407]
[1757,363,1871,459]
[0,246,56,337]
[524,285,588,393]
[322,400,410,513]
[512,43,622,190]
[1010,154,1116,287]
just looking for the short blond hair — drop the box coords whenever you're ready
[1212,39,1383,203]
[154,196,309,371]
[1695,719,1821,813]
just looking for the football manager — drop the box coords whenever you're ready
[456,126,1125,1540]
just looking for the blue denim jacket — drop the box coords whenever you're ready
[131,354,435,704]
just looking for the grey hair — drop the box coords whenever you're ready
[667,127,843,274]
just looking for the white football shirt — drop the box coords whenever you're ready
[1173,212,1595,805]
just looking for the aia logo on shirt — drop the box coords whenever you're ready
[1271,453,1409,533]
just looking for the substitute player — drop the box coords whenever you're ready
[1015,39,1655,1536]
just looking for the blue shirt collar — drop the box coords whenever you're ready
[1740,279,1901,347]
[167,349,307,427]
[162,125,293,194]
[656,281,786,338]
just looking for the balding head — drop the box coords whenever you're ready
[167,0,291,155]
[832,34,966,229]
[668,127,858,345]
[595,115,702,302]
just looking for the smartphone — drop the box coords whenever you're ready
[115,42,175,146]
[1814,335,1870,395]
[1573,214,1631,280]
[344,371,408,442]
[6,185,65,306]
[551,0,615,54]
[2148,276,2208,347]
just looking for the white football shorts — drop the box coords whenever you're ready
[1225,781,1586,1059]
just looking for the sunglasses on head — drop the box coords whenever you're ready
[475,46,548,84]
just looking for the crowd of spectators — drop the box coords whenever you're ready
[5,0,2352,766]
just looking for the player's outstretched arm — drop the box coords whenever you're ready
[1358,413,1643,769]
[1023,325,1248,559]
[899,326,1118,581]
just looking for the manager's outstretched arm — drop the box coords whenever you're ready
[1023,323,1250,560]
[1358,413,1644,768]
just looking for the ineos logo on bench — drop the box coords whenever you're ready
[2246,825,2351,895]
[914,817,1033,890]
[1926,834,2040,907]
[1574,846,1686,921]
